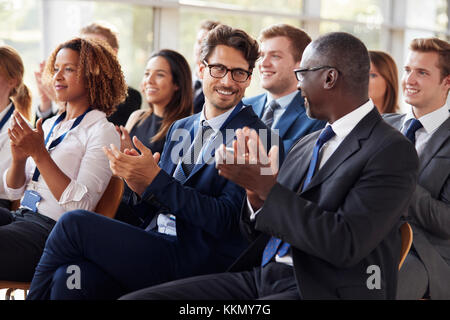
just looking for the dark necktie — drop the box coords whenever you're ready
[261,100,280,128]
[261,125,336,267]
[403,119,423,145]
[194,80,202,91]
[173,123,214,183]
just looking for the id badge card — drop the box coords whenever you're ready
[21,190,42,212]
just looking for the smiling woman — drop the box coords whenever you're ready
[113,49,193,226]
[0,37,125,283]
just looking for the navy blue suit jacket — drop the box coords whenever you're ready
[137,104,282,277]
[243,91,325,155]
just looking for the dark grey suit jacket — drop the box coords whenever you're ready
[384,113,450,299]
[230,108,419,299]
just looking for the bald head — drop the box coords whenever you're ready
[311,32,370,94]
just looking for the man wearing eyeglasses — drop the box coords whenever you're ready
[243,24,326,155]
[26,24,282,300]
[120,32,418,301]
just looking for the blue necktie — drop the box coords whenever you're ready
[261,125,336,266]
[403,119,423,144]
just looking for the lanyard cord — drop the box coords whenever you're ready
[31,107,92,182]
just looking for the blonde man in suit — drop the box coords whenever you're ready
[384,37,450,300]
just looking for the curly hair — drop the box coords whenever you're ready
[43,37,127,116]
[0,45,33,121]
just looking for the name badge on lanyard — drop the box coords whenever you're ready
[21,190,41,212]
[20,107,92,212]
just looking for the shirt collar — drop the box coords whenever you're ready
[402,103,449,134]
[266,91,298,110]
[328,99,374,139]
[199,105,237,133]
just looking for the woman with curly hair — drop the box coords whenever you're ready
[115,49,193,225]
[0,37,125,282]
[0,45,33,209]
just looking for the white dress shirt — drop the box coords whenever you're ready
[249,99,375,266]
[0,102,14,200]
[2,109,120,222]
[401,103,449,155]
[157,104,243,236]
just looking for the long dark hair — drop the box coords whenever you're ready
[138,49,193,142]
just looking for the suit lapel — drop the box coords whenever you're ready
[186,105,258,180]
[252,94,267,118]
[276,132,318,191]
[383,113,405,131]
[418,117,450,174]
[293,137,316,191]
[166,115,200,178]
[274,91,304,139]
[301,108,380,193]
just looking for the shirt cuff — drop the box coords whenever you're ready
[2,169,26,200]
[58,179,88,206]
[247,196,262,221]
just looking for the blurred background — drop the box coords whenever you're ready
[0,0,448,112]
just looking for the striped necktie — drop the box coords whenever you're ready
[173,123,214,183]
[261,100,280,128]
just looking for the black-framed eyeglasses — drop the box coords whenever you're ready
[294,66,339,82]
[203,60,252,83]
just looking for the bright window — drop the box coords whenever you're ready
[44,0,153,93]
[0,0,42,98]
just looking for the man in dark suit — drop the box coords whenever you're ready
[383,37,450,300]
[192,20,220,114]
[27,25,281,300]
[120,32,419,300]
[243,24,325,155]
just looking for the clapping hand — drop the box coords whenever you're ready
[115,125,134,152]
[8,112,46,162]
[216,127,279,209]
[103,136,161,196]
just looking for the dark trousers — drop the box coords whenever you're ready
[0,199,11,210]
[0,208,56,281]
[120,262,300,300]
[397,249,429,299]
[27,210,195,300]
